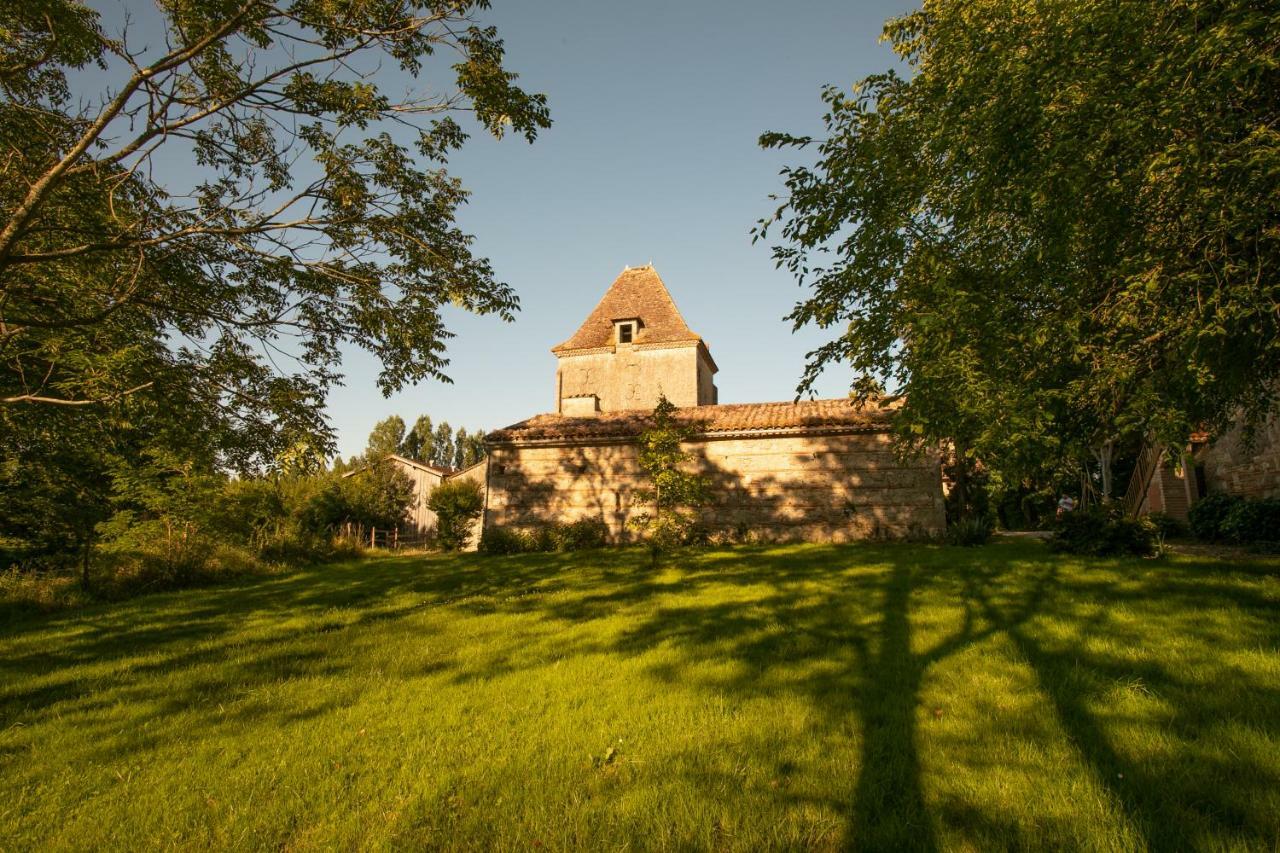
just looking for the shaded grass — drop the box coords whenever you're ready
[1,541,1278,850]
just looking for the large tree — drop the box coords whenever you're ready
[758,0,1278,498]
[0,0,549,471]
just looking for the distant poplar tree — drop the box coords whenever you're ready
[453,427,469,469]
[432,422,454,469]
[400,415,434,464]
[462,431,487,467]
[365,416,406,460]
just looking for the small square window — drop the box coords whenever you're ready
[617,323,634,344]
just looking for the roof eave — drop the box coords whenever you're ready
[486,422,891,448]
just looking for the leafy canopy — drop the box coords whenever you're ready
[0,0,550,470]
[758,0,1279,484]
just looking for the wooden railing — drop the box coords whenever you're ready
[334,523,433,550]
[1121,439,1164,518]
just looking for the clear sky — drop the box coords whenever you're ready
[308,2,919,457]
[325,0,920,458]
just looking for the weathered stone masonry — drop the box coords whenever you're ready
[481,264,946,543]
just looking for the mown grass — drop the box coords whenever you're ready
[1,540,1278,850]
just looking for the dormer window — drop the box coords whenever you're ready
[614,319,640,345]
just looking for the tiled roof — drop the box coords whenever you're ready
[487,399,898,443]
[341,454,453,478]
[552,265,702,353]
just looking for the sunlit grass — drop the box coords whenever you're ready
[1,541,1277,850]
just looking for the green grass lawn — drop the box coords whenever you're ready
[2,541,1278,851]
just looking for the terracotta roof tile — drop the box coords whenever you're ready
[552,265,702,352]
[487,399,898,443]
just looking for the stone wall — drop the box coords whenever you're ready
[485,430,944,543]
[1199,413,1280,500]
[555,342,715,413]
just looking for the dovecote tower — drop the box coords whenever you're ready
[551,265,718,414]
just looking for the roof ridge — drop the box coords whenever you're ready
[552,264,702,353]
[486,398,897,443]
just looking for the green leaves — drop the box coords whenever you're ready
[1,0,550,460]
[762,0,1280,486]
[0,1,548,557]
[631,396,709,551]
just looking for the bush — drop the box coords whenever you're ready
[480,519,611,555]
[1147,512,1188,539]
[1220,497,1280,544]
[554,518,609,551]
[428,479,484,551]
[947,515,994,546]
[1189,493,1241,541]
[1051,507,1157,557]
[479,526,530,555]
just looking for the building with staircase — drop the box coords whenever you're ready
[1124,415,1280,520]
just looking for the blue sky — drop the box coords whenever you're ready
[324,0,919,458]
[95,0,916,458]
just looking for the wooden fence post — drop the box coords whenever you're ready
[370,526,376,549]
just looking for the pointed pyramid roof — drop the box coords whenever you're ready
[552,265,702,353]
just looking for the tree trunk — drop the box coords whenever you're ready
[1093,440,1115,503]
[952,438,970,520]
[80,538,93,592]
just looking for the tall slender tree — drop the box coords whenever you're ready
[365,416,406,461]
[432,421,454,469]
[462,430,487,467]
[453,427,469,469]
[400,415,434,464]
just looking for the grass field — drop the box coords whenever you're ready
[1,540,1278,850]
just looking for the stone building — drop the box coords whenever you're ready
[1131,413,1280,520]
[479,265,945,543]
[552,265,718,414]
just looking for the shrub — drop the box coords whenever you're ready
[555,518,609,551]
[1189,493,1242,541]
[1220,497,1280,544]
[480,519,610,555]
[0,567,88,614]
[1051,507,1157,557]
[947,515,994,546]
[635,512,702,553]
[1147,512,1188,540]
[255,529,333,564]
[529,526,559,552]
[479,526,530,555]
[428,479,484,551]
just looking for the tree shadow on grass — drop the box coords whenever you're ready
[0,550,584,737]
[969,560,1280,849]
[1,540,1277,848]
[576,543,1278,849]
